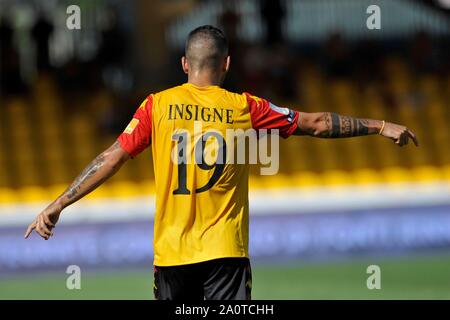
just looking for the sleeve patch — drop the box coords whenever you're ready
[287,109,296,123]
[269,102,289,115]
[245,92,299,138]
[124,118,140,134]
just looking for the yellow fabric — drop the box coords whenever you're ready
[151,83,251,266]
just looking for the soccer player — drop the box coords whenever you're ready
[24,25,418,300]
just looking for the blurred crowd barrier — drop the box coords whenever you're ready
[0,0,449,203]
[1,184,450,270]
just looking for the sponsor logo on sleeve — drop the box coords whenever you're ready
[269,102,295,123]
[287,109,295,123]
[269,102,289,115]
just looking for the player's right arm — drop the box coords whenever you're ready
[25,95,154,240]
[24,141,130,240]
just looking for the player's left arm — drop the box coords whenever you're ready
[293,112,419,147]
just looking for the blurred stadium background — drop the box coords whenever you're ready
[1,0,450,299]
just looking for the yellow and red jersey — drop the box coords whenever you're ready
[118,83,299,266]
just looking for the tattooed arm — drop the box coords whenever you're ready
[25,141,130,240]
[293,112,418,146]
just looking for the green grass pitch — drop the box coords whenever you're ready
[1,254,449,299]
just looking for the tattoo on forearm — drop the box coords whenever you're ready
[65,141,121,200]
[66,154,105,199]
[324,113,371,138]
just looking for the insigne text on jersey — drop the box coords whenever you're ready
[168,104,234,124]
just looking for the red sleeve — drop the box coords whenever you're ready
[244,93,299,138]
[118,95,153,157]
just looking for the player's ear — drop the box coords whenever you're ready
[224,56,230,72]
[181,56,189,74]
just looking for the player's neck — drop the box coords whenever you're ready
[187,71,223,87]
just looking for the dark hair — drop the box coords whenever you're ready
[185,25,229,70]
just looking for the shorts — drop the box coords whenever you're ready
[153,257,252,300]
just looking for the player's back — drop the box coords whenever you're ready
[151,83,252,266]
[118,83,298,266]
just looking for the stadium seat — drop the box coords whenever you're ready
[2,57,448,198]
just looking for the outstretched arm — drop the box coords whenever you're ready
[24,141,130,240]
[293,112,418,146]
